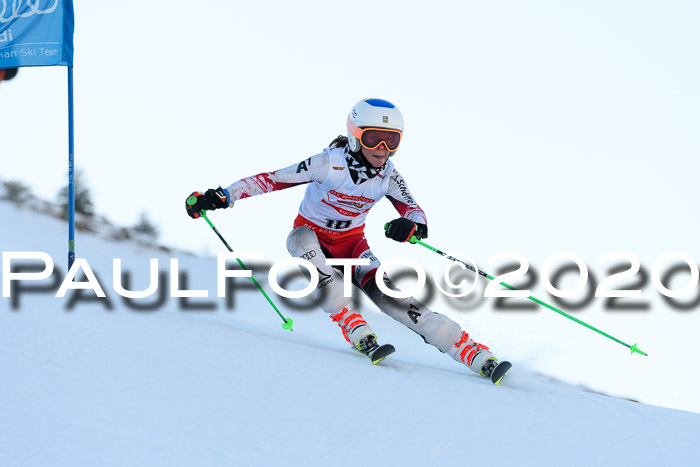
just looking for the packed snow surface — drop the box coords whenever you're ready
[2,202,699,466]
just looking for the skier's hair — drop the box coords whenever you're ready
[328,135,348,149]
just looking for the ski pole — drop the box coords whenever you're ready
[384,224,647,356]
[189,199,293,331]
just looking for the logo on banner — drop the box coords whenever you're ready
[1,0,58,23]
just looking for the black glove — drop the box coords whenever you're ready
[186,187,230,219]
[385,218,428,243]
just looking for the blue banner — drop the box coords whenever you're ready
[0,0,74,69]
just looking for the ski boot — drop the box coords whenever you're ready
[480,358,513,386]
[355,334,395,365]
[480,358,498,377]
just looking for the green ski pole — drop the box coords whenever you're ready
[384,224,647,356]
[189,198,293,331]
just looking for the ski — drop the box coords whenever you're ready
[368,343,395,364]
[354,343,395,364]
[352,334,395,364]
[490,361,512,386]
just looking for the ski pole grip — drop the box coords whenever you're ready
[188,195,207,220]
[384,221,418,244]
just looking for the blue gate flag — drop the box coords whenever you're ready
[0,0,74,69]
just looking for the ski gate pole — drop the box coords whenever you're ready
[384,224,647,356]
[189,200,293,331]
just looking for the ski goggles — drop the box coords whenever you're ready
[348,118,403,151]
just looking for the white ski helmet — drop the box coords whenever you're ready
[347,98,404,155]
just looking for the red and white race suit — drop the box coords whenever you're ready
[224,146,494,374]
[225,146,426,287]
[226,146,426,237]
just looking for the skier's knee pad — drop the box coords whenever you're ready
[286,226,350,314]
[286,226,321,256]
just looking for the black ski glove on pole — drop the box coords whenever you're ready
[385,217,428,243]
[186,187,230,219]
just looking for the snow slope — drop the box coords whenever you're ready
[1,201,699,466]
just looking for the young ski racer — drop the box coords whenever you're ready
[186,98,511,383]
